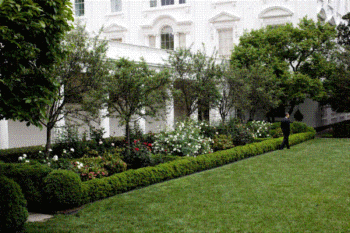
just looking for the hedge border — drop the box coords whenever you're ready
[81,132,315,205]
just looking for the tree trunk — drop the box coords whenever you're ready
[125,119,131,156]
[45,123,54,157]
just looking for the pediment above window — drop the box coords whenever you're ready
[104,24,127,33]
[259,6,293,19]
[141,15,192,34]
[328,16,336,25]
[209,12,240,23]
[318,8,327,21]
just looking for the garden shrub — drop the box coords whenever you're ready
[0,176,28,233]
[212,134,235,151]
[246,120,272,138]
[149,154,182,166]
[80,131,315,205]
[43,170,82,212]
[122,140,153,169]
[291,121,309,134]
[0,145,44,163]
[153,120,213,157]
[0,163,53,212]
[217,118,254,145]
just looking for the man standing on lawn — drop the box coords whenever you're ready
[280,113,291,150]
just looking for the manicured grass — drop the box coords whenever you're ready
[25,139,350,232]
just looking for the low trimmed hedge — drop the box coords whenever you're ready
[0,131,315,213]
[80,132,315,205]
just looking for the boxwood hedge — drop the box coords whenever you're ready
[80,132,315,205]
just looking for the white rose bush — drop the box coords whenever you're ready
[153,120,213,157]
[247,120,272,139]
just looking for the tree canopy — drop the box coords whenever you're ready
[106,58,170,146]
[40,23,110,153]
[323,12,350,113]
[167,47,222,121]
[231,17,337,116]
[0,0,73,126]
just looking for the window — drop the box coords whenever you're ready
[111,38,122,42]
[161,0,174,6]
[179,0,186,4]
[179,33,186,48]
[150,0,157,7]
[75,0,84,16]
[111,0,122,12]
[149,35,156,48]
[218,28,233,57]
[161,26,174,50]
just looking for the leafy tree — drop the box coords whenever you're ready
[217,62,248,122]
[231,17,337,116]
[0,0,73,126]
[227,63,280,121]
[167,47,222,121]
[323,12,350,112]
[39,24,110,154]
[106,58,171,148]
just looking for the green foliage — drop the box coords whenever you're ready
[217,118,253,145]
[167,46,222,119]
[0,163,53,212]
[71,149,127,181]
[246,120,272,138]
[0,145,44,163]
[212,134,235,152]
[106,58,170,146]
[40,23,110,154]
[80,132,315,205]
[123,140,152,169]
[153,120,213,157]
[291,121,309,134]
[0,176,28,232]
[0,0,73,126]
[44,170,82,211]
[231,17,336,114]
[322,13,350,113]
[226,63,281,120]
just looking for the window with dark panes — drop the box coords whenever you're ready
[161,26,174,50]
[161,0,174,6]
[75,0,84,16]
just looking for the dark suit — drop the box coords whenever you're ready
[280,117,291,149]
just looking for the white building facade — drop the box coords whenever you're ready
[1,0,349,149]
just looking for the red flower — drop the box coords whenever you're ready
[135,147,140,151]
[148,143,152,147]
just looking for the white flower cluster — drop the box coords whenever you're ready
[18,154,30,163]
[75,161,84,169]
[153,120,213,157]
[248,120,272,138]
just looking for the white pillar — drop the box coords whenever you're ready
[210,108,221,125]
[156,34,160,49]
[99,107,110,138]
[0,119,9,149]
[138,108,146,134]
[53,85,66,141]
[166,96,175,131]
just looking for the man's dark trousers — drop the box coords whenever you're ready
[280,117,290,150]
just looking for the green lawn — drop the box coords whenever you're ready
[25,138,350,233]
